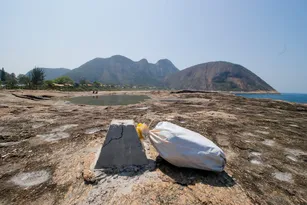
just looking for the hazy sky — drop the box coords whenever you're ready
[0,0,306,93]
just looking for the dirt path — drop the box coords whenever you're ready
[0,90,306,205]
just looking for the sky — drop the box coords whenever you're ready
[0,0,306,93]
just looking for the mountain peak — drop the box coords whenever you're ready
[156,59,172,65]
[107,55,133,64]
[110,55,127,59]
[138,58,148,64]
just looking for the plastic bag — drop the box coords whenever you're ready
[148,121,226,172]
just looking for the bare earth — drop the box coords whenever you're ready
[0,90,306,205]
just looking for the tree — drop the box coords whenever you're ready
[93,81,101,88]
[74,82,80,88]
[79,78,88,86]
[6,73,17,88]
[30,67,45,86]
[17,74,31,87]
[44,80,54,89]
[1,68,6,82]
[53,76,74,85]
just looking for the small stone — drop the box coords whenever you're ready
[83,169,95,182]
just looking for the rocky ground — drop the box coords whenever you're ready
[0,90,306,205]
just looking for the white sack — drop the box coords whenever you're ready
[149,122,226,172]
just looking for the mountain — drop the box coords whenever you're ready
[65,55,179,86]
[165,61,276,92]
[23,57,276,92]
[26,68,71,80]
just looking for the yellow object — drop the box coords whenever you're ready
[136,123,149,139]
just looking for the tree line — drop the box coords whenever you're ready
[1,67,156,91]
[1,67,46,89]
[0,67,104,90]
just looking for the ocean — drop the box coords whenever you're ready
[235,93,307,104]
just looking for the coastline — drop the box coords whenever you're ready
[234,92,307,105]
[171,89,280,94]
[230,90,280,94]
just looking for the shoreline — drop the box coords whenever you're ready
[234,92,307,105]
[230,91,280,94]
[169,89,280,94]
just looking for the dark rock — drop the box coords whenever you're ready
[94,120,148,169]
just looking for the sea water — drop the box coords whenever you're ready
[236,93,307,104]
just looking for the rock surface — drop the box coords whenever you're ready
[0,90,306,205]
